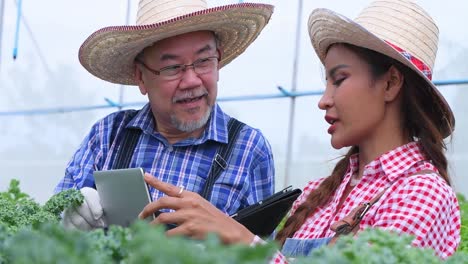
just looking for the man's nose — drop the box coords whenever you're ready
[179,66,203,88]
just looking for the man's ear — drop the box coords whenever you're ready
[134,64,148,95]
[215,48,223,82]
[384,65,404,102]
[216,48,223,70]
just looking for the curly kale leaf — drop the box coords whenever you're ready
[0,191,55,234]
[0,179,29,202]
[1,223,112,264]
[297,228,445,264]
[0,180,83,234]
[87,225,132,262]
[457,193,468,254]
[43,188,84,219]
[125,221,278,264]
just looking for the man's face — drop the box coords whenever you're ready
[135,31,220,134]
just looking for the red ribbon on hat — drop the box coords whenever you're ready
[385,41,433,80]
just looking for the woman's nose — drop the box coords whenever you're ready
[318,87,333,110]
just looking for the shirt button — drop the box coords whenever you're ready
[167,146,173,152]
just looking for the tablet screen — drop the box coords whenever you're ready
[94,168,155,227]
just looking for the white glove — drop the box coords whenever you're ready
[61,187,107,231]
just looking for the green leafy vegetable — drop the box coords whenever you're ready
[458,194,468,254]
[1,179,468,263]
[0,180,83,234]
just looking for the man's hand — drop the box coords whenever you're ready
[61,187,107,231]
[139,173,255,245]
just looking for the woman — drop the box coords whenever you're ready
[139,0,460,261]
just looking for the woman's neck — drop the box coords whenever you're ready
[357,131,410,178]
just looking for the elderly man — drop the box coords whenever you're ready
[56,0,275,230]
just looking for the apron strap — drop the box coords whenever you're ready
[329,169,435,245]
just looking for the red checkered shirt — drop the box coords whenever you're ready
[261,141,460,263]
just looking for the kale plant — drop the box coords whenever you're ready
[0,180,83,234]
[1,180,468,263]
[458,194,468,254]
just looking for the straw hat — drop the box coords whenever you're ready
[308,0,455,138]
[78,0,274,85]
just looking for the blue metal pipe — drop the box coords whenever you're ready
[1,80,467,116]
[13,0,22,59]
[433,79,468,86]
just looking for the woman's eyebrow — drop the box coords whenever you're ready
[327,64,349,80]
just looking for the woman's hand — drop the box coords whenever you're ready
[139,173,255,245]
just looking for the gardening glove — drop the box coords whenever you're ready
[61,187,107,231]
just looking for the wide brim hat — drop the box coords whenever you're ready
[308,0,455,138]
[78,0,274,86]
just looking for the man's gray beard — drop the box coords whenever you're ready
[170,107,212,133]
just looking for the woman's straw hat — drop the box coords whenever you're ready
[308,0,454,138]
[78,0,274,86]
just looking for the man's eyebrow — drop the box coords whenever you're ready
[159,54,179,62]
[326,64,349,80]
[159,44,215,62]
[195,44,214,55]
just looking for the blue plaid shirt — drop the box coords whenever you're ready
[55,103,275,215]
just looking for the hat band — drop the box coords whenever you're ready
[385,41,432,80]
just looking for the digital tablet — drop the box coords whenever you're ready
[94,168,155,227]
[230,186,301,237]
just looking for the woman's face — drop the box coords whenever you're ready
[318,44,390,149]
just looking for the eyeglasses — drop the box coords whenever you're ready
[136,56,220,81]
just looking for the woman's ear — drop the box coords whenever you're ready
[384,65,404,102]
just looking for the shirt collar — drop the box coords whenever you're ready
[348,141,428,181]
[125,103,230,145]
[126,103,155,133]
[203,104,230,144]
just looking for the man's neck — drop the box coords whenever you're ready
[156,123,206,145]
